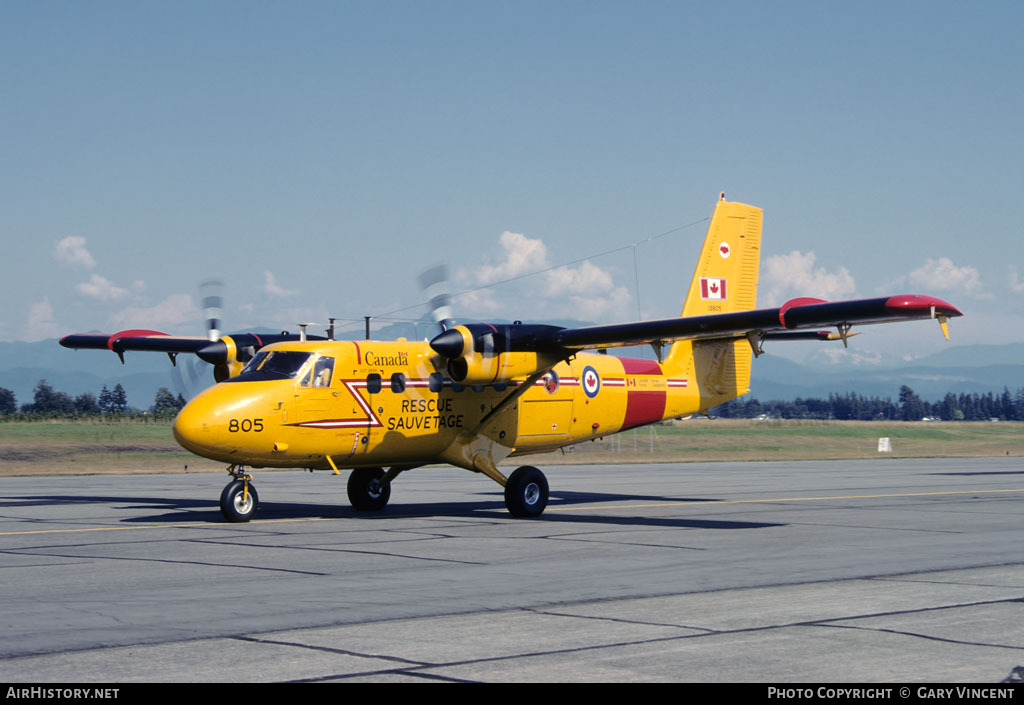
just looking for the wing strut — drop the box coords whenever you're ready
[470,365,560,435]
[837,323,853,348]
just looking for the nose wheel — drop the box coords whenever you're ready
[220,468,258,522]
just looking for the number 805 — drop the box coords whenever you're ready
[228,419,263,432]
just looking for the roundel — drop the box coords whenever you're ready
[581,365,601,398]
[719,242,731,259]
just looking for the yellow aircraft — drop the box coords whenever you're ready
[61,198,962,521]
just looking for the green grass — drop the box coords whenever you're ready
[544,419,1024,465]
[0,419,223,475]
[1,417,1021,475]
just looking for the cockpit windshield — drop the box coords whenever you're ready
[226,350,313,383]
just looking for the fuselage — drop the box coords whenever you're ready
[172,339,701,471]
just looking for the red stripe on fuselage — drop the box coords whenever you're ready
[619,358,663,375]
[622,391,666,431]
[619,357,666,430]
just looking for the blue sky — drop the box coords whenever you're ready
[2,1,1021,365]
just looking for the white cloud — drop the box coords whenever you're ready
[761,251,856,305]
[108,293,199,330]
[476,231,549,284]
[24,298,62,341]
[456,231,631,322]
[76,273,128,301]
[456,287,501,314]
[54,236,96,269]
[908,257,986,298]
[1009,266,1024,294]
[264,271,298,297]
[569,285,633,320]
[545,260,614,296]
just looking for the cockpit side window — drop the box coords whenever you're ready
[226,351,312,383]
[310,356,335,388]
[241,351,270,375]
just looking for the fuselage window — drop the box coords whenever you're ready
[428,373,444,393]
[390,373,406,393]
[366,373,382,394]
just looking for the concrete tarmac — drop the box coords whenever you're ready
[1,457,1022,682]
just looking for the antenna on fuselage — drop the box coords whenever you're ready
[297,323,313,343]
[327,318,335,341]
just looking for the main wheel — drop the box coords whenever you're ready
[220,479,259,522]
[504,466,549,518]
[347,467,391,511]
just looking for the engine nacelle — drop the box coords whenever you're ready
[446,349,563,384]
[430,323,566,385]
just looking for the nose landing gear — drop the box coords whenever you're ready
[220,466,258,522]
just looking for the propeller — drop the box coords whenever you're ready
[170,279,227,398]
[200,278,224,342]
[418,264,453,334]
[170,354,208,401]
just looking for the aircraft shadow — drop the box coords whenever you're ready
[4,492,784,530]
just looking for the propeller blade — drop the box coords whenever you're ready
[200,279,224,342]
[418,264,452,332]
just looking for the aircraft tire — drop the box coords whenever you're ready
[504,466,548,518]
[347,467,391,511]
[220,480,259,523]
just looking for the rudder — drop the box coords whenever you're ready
[680,198,762,317]
[666,198,763,411]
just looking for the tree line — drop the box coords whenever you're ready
[0,380,186,419]
[713,385,1024,421]
[2,379,1023,423]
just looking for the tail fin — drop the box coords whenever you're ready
[666,197,763,411]
[680,197,763,317]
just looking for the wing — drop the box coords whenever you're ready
[428,293,963,382]
[59,330,210,361]
[543,294,962,351]
[60,329,325,380]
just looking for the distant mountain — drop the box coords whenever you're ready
[901,342,1024,369]
[749,347,1024,402]
[2,336,1021,410]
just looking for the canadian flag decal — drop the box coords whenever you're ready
[700,277,727,300]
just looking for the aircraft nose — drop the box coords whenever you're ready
[172,401,209,456]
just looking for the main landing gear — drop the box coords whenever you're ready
[345,464,550,517]
[347,467,391,511]
[503,466,549,518]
